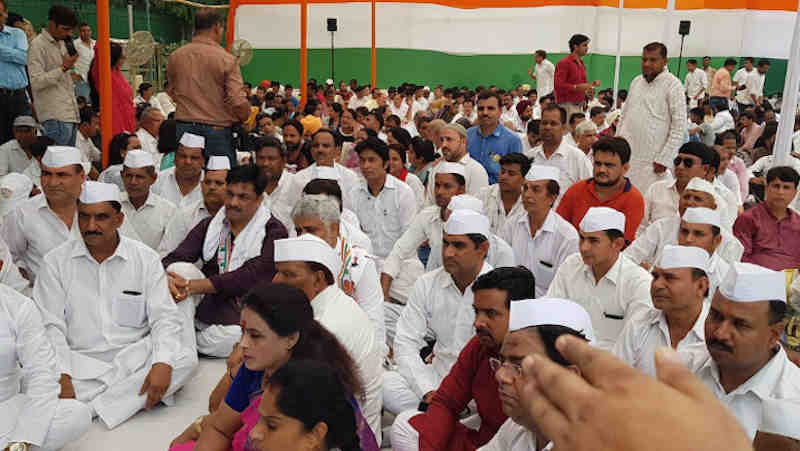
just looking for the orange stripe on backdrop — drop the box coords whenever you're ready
[232,0,680,9]
[675,0,797,10]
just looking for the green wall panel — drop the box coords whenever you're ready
[242,48,787,96]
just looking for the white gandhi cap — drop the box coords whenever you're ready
[444,209,490,240]
[509,298,595,343]
[314,166,340,181]
[579,206,625,234]
[435,162,466,178]
[123,150,155,169]
[657,245,710,272]
[206,156,231,171]
[274,234,341,280]
[682,207,721,228]
[448,194,484,214]
[685,177,716,197]
[79,181,121,204]
[719,262,786,303]
[180,132,206,149]
[42,146,83,168]
[525,165,560,184]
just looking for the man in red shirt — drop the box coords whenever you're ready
[557,137,645,244]
[554,34,600,119]
[390,267,537,451]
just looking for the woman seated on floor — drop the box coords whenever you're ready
[169,282,378,450]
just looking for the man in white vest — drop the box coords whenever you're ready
[32,181,198,429]
[151,132,204,208]
[120,150,178,251]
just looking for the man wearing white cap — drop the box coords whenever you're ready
[290,194,386,357]
[162,165,288,357]
[119,150,178,251]
[613,245,711,377]
[2,146,86,279]
[501,165,579,297]
[547,206,652,350]
[159,156,229,256]
[272,234,384,441]
[682,263,800,446]
[151,132,205,208]
[425,123,489,205]
[0,284,92,451]
[447,194,515,269]
[386,209,493,415]
[481,297,595,451]
[32,181,198,429]
[0,115,40,176]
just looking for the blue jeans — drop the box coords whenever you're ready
[74,81,90,103]
[176,122,235,167]
[42,120,77,146]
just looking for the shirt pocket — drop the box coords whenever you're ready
[0,334,16,376]
[112,291,147,328]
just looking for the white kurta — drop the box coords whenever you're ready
[535,59,556,98]
[638,178,680,236]
[617,69,687,193]
[613,302,709,378]
[0,139,34,176]
[477,184,525,236]
[733,68,753,105]
[157,199,213,257]
[501,210,580,297]
[1,285,92,450]
[425,154,490,206]
[547,253,653,350]
[349,174,417,260]
[75,131,101,164]
[478,418,552,451]
[135,129,161,168]
[683,346,800,440]
[403,172,426,211]
[310,285,384,442]
[98,164,124,192]
[150,167,203,209]
[262,170,295,234]
[684,69,708,108]
[32,236,198,429]
[120,192,177,251]
[529,139,593,200]
[0,236,30,295]
[287,162,362,210]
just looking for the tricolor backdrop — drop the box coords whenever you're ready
[228,0,799,93]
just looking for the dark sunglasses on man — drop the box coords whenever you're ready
[674,156,698,168]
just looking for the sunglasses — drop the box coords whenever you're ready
[674,156,698,168]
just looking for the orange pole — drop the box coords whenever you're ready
[300,0,308,108]
[371,0,376,88]
[97,0,112,169]
[226,0,239,50]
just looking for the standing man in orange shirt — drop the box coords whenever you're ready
[167,9,251,168]
[709,59,736,112]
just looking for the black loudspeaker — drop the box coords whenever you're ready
[327,18,338,32]
[679,20,691,36]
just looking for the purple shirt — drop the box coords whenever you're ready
[162,215,287,325]
[733,204,800,271]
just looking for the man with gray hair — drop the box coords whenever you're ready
[291,193,387,357]
[136,107,165,166]
[424,123,489,205]
[574,119,599,156]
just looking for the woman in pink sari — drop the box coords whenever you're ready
[89,42,136,135]
[169,283,378,451]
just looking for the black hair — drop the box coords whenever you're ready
[254,136,286,158]
[591,137,632,165]
[137,82,153,96]
[533,325,589,366]
[6,12,23,27]
[527,119,540,135]
[541,104,566,124]
[569,112,585,125]
[312,128,343,147]
[643,42,668,58]
[477,90,502,108]
[724,58,738,67]
[304,99,320,116]
[768,300,788,325]
[434,170,466,187]
[466,233,488,248]
[471,266,536,308]
[500,152,531,178]
[108,132,134,166]
[283,118,304,136]
[678,141,714,166]
[388,143,407,165]
[766,166,800,188]
[410,137,437,163]
[30,136,55,159]
[707,146,720,172]
[389,127,413,150]
[535,49,547,58]
[331,102,343,115]
[758,58,771,67]
[604,229,625,242]
[687,58,698,65]
[79,106,97,125]
[689,107,705,119]
[589,106,606,118]
[303,179,343,212]
[366,110,384,129]
[48,5,78,27]
[266,360,361,451]
[546,180,560,198]
[355,136,390,162]
[194,8,224,31]
[157,119,178,155]
[568,34,590,52]
[307,261,335,285]
[226,164,267,196]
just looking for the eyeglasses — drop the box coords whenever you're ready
[489,357,523,376]
[674,156,697,168]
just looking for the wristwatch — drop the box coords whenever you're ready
[6,443,32,451]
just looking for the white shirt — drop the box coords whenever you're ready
[501,210,580,297]
[425,154,490,206]
[262,170,295,234]
[394,262,493,396]
[745,71,765,103]
[287,162,361,211]
[530,139,593,199]
[0,237,29,295]
[0,139,34,176]
[685,69,708,100]
[32,236,184,375]
[389,102,409,121]
[120,192,177,251]
[713,177,740,228]
[733,68,754,105]
[451,111,477,125]
[72,38,95,82]
[136,128,160,164]
[403,172,426,211]
[75,130,100,163]
[613,302,709,377]
[0,285,62,446]
[501,107,519,128]
[98,164,124,192]
[158,199,213,256]
[547,253,653,350]
[479,418,552,451]
[154,92,176,117]
[683,346,800,440]
[150,166,203,209]
[22,161,40,187]
[310,285,383,440]
[720,169,742,204]
[348,96,370,110]
[639,178,680,236]
[134,94,166,116]
[535,59,556,98]
[710,110,735,135]
[476,184,525,235]
[340,218,373,254]
[624,216,744,267]
[349,174,417,260]
[748,155,800,181]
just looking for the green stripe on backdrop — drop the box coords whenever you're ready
[242,49,787,96]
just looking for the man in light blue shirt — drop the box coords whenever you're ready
[467,91,523,184]
[0,0,30,145]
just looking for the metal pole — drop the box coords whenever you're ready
[612,0,624,108]
[677,35,685,80]
[98,0,113,169]
[146,0,151,32]
[371,0,376,89]
[331,31,335,82]
[774,7,800,166]
[127,1,134,38]
[300,0,308,108]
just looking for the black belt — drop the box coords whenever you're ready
[0,87,25,96]
[176,120,229,129]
